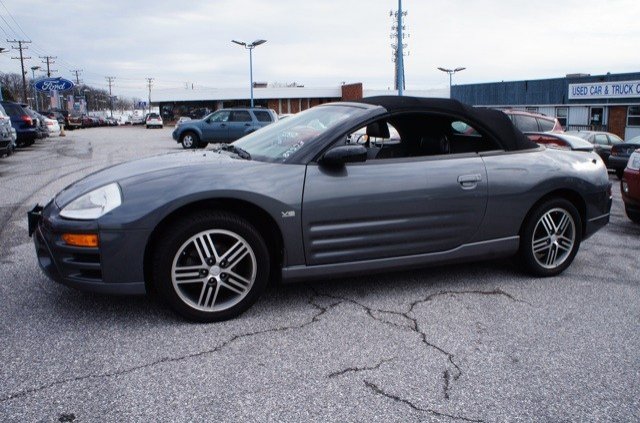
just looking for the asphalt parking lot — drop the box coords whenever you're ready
[1,126,639,422]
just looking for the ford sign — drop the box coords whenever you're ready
[34,77,75,93]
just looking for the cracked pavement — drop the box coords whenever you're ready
[1,127,639,422]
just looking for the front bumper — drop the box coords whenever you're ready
[28,203,147,295]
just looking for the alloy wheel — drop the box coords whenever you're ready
[171,229,257,312]
[531,207,576,269]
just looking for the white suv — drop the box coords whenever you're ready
[145,113,163,129]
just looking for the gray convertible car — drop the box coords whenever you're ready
[28,97,612,321]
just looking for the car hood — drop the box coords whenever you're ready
[55,151,244,207]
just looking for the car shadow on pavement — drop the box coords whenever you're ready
[44,258,520,324]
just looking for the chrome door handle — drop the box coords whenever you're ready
[458,174,482,189]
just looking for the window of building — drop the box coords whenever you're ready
[628,106,640,127]
[556,107,568,128]
[590,107,604,125]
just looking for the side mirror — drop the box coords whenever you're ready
[320,145,367,166]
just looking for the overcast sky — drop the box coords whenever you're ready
[1,0,639,99]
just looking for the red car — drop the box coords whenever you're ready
[621,149,640,223]
[502,109,564,133]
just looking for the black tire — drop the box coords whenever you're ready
[625,206,640,224]
[180,131,198,149]
[615,169,624,180]
[146,125,150,129]
[152,211,270,322]
[518,198,582,277]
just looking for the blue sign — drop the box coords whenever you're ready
[34,77,75,93]
[137,101,147,108]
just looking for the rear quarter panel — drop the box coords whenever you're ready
[474,148,610,241]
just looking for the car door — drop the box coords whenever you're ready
[593,134,611,163]
[227,110,253,141]
[301,144,488,266]
[201,111,230,142]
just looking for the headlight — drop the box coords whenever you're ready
[628,151,640,171]
[59,183,122,220]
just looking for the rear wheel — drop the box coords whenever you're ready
[615,169,624,179]
[152,211,270,322]
[180,132,198,149]
[519,198,582,276]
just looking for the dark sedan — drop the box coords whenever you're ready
[28,97,612,322]
[609,135,640,179]
[565,130,623,167]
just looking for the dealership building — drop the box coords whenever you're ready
[452,71,640,140]
[153,83,446,120]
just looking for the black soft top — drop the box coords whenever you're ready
[358,96,537,151]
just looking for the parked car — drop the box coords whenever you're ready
[525,132,594,152]
[502,110,564,133]
[39,110,65,127]
[565,131,623,167]
[68,114,83,130]
[30,111,49,139]
[146,113,163,129]
[105,117,119,126]
[606,135,640,179]
[175,116,191,128]
[621,149,640,223]
[43,116,61,137]
[172,108,278,148]
[28,96,612,322]
[0,101,38,147]
[130,110,145,125]
[0,103,14,156]
[188,107,211,120]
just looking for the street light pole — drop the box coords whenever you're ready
[31,66,41,110]
[437,67,466,98]
[231,39,267,108]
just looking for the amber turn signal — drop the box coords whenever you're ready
[62,233,99,248]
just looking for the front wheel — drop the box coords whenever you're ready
[518,198,582,277]
[180,132,198,149]
[152,211,270,322]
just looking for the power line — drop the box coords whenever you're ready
[7,39,31,103]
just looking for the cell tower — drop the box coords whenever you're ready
[390,0,409,95]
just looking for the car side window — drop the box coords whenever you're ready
[253,110,273,122]
[231,111,252,122]
[594,134,609,145]
[513,115,538,132]
[608,134,623,144]
[210,111,230,123]
[537,118,555,132]
[346,114,501,161]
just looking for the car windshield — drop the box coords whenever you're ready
[232,105,363,162]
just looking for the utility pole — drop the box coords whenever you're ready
[7,39,32,103]
[39,55,57,77]
[71,69,82,85]
[105,76,116,117]
[390,1,408,95]
[146,78,154,114]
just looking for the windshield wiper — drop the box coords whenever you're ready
[217,144,252,160]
